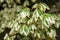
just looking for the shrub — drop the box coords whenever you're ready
[0,0,60,40]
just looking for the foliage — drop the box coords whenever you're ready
[0,0,60,40]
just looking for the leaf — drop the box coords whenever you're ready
[4,34,15,40]
[55,17,60,28]
[40,13,55,28]
[15,0,21,3]
[27,18,33,25]
[32,4,38,9]
[32,9,42,22]
[9,28,17,35]
[17,8,30,19]
[0,0,4,3]
[31,0,36,3]
[29,24,37,31]
[13,22,21,32]
[47,29,56,38]
[0,28,4,33]
[32,31,40,38]
[20,25,30,36]
[7,20,15,28]
[45,35,56,40]
[23,0,29,7]
[55,21,60,28]
[39,3,50,12]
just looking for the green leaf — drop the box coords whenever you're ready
[20,25,30,36]
[40,13,55,28]
[17,8,30,19]
[39,3,50,12]
[32,9,42,22]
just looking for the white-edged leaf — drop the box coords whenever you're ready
[17,8,30,19]
[39,3,50,12]
[40,13,55,28]
[32,4,38,9]
[32,9,42,22]
[20,25,30,36]
[47,29,56,38]
[27,18,33,25]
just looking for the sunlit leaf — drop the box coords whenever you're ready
[17,8,30,19]
[39,3,50,12]
[20,25,30,36]
[40,13,55,28]
[32,9,42,22]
